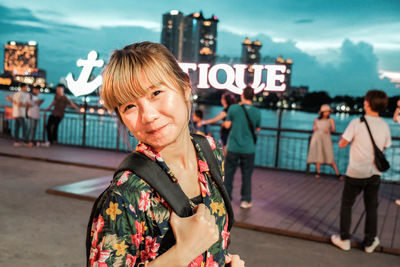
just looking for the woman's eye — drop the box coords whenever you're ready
[123,104,135,112]
[153,90,161,97]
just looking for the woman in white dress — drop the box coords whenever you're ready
[307,104,342,179]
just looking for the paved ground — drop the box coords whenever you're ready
[0,156,399,266]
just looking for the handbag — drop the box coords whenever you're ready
[360,116,390,172]
[240,104,257,143]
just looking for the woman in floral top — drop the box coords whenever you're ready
[87,42,244,267]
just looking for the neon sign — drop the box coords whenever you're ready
[179,63,287,94]
[66,51,287,96]
[66,51,104,96]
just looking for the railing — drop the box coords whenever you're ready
[1,106,399,182]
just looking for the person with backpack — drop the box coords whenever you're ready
[222,86,261,209]
[87,42,244,267]
[331,90,391,253]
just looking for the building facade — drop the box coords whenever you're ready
[241,37,262,86]
[161,10,218,64]
[3,41,46,87]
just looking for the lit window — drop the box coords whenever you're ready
[199,47,212,55]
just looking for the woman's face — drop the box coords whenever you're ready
[322,111,330,117]
[119,81,191,150]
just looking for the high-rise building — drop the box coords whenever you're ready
[241,38,262,86]
[275,56,293,89]
[161,10,184,61]
[3,41,46,87]
[241,37,262,64]
[161,11,219,64]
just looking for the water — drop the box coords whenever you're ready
[2,90,399,136]
[1,90,399,181]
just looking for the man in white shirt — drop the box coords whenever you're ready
[5,83,30,146]
[27,86,44,147]
[331,90,391,253]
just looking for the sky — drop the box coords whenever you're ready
[1,0,400,96]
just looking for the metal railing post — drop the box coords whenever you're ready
[274,108,283,167]
[116,121,120,151]
[82,98,87,147]
[42,112,47,142]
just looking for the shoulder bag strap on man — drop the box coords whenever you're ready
[193,134,235,231]
[360,116,379,150]
[240,104,257,143]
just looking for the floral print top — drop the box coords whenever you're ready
[88,136,230,266]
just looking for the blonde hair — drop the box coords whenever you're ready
[101,42,191,117]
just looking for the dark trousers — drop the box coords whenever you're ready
[28,118,39,142]
[46,115,62,144]
[340,175,380,246]
[224,151,255,202]
[14,117,27,142]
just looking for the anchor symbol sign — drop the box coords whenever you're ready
[66,51,104,96]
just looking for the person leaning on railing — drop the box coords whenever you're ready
[42,84,80,147]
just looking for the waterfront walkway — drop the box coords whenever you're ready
[1,138,399,255]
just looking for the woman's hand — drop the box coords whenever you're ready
[226,253,245,267]
[170,204,219,266]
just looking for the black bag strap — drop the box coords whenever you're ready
[87,136,235,265]
[240,104,257,143]
[193,134,235,231]
[360,116,380,151]
[115,152,193,217]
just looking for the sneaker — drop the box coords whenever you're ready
[42,141,51,147]
[26,142,34,147]
[240,201,252,209]
[331,234,351,251]
[13,142,21,147]
[365,237,379,253]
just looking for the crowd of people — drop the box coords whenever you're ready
[3,41,399,265]
[5,83,80,147]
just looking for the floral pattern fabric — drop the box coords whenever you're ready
[88,136,229,266]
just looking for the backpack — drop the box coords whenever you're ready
[86,134,234,264]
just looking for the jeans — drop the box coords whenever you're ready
[28,118,39,142]
[46,115,62,143]
[14,117,27,143]
[340,175,380,246]
[224,151,255,202]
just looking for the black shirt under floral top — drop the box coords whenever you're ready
[88,136,230,266]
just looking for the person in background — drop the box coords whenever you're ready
[26,86,44,147]
[87,42,244,266]
[223,86,261,209]
[5,83,30,147]
[192,109,208,136]
[393,98,400,124]
[198,92,237,152]
[43,83,80,146]
[307,104,342,179]
[331,90,391,253]
[393,98,400,206]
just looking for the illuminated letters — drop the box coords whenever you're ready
[66,51,104,97]
[64,54,288,96]
[179,62,287,95]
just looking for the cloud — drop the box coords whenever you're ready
[294,19,314,24]
[217,31,398,96]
